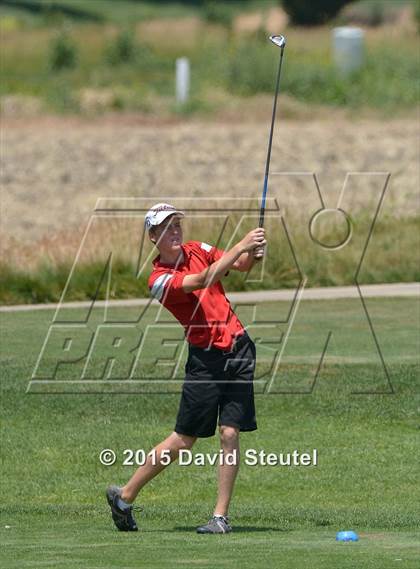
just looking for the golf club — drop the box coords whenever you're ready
[259,34,286,229]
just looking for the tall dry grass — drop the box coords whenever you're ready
[1,207,418,304]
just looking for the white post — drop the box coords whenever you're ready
[175,57,190,105]
[332,27,365,76]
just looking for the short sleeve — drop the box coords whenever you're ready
[149,272,189,304]
[198,242,230,276]
[199,242,225,264]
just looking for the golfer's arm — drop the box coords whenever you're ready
[232,251,256,272]
[182,244,243,293]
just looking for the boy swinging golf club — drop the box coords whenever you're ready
[106,34,285,534]
[106,204,265,534]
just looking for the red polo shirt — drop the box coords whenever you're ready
[148,241,244,350]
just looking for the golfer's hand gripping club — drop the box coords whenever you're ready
[254,243,266,260]
[239,228,266,259]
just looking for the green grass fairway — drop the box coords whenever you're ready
[1,520,419,569]
[1,297,419,568]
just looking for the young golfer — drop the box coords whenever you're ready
[107,203,266,534]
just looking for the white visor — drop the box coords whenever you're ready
[144,203,185,231]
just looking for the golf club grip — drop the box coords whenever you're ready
[256,177,267,259]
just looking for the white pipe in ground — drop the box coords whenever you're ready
[332,27,365,76]
[175,57,190,104]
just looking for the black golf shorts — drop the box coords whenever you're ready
[175,331,257,438]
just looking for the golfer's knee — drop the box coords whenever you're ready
[173,432,196,450]
[219,425,239,446]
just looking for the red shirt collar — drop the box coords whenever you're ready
[152,243,190,269]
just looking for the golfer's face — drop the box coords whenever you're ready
[155,215,183,251]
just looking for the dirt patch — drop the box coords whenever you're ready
[138,16,205,49]
[234,7,288,35]
[0,95,45,118]
[1,114,418,251]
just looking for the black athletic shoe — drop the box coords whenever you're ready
[106,485,139,532]
[196,515,232,534]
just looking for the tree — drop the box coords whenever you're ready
[281,0,354,26]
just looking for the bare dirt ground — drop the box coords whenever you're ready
[1,112,418,251]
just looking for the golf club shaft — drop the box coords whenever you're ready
[259,44,285,228]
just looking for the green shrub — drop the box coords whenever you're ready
[48,31,78,71]
[0,260,150,305]
[281,0,354,26]
[105,29,138,66]
[103,29,157,72]
[227,42,277,95]
[415,0,420,33]
[226,38,419,108]
[364,1,385,26]
[202,1,234,30]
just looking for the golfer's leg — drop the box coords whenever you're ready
[121,431,196,503]
[214,425,240,517]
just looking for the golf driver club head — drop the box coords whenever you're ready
[269,35,286,49]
